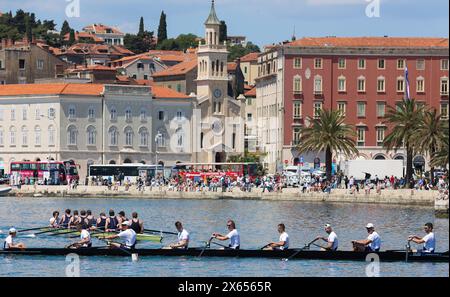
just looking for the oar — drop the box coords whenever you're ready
[405,240,412,262]
[260,244,270,250]
[209,240,231,249]
[95,236,138,261]
[17,226,49,233]
[198,236,214,258]
[144,229,178,236]
[49,229,81,237]
[282,239,317,262]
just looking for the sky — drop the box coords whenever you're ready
[0,0,448,47]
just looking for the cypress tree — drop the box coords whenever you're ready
[219,20,227,43]
[157,11,167,44]
[60,20,71,37]
[68,29,76,45]
[138,17,145,36]
[25,16,33,43]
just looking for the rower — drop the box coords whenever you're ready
[79,210,88,226]
[314,224,338,251]
[105,210,119,232]
[264,223,289,250]
[169,221,189,249]
[3,228,26,250]
[408,222,435,253]
[212,220,240,250]
[352,223,381,252]
[68,210,81,229]
[129,212,144,234]
[68,223,92,249]
[117,211,128,229]
[105,221,137,250]
[59,209,72,228]
[96,212,107,230]
[49,211,60,228]
[86,210,96,229]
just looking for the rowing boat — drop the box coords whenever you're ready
[0,248,447,262]
[34,228,162,242]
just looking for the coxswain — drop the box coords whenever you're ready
[68,223,92,249]
[212,220,240,249]
[105,221,137,250]
[49,211,60,228]
[169,221,189,249]
[3,228,26,250]
[59,209,72,228]
[314,224,339,251]
[105,209,119,232]
[96,213,107,230]
[68,210,81,229]
[351,223,381,252]
[264,223,289,250]
[408,222,435,253]
[129,212,144,234]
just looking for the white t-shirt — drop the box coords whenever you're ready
[226,229,240,249]
[367,231,381,251]
[279,232,289,250]
[178,229,190,245]
[49,217,58,227]
[118,229,137,247]
[422,232,435,253]
[328,231,338,251]
[80,229,91,247]
[4,235,13,249]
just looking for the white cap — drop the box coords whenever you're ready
[121,221,131,226]
[366,223,374,229]
[9,228,17,233]
[325,224,332,228]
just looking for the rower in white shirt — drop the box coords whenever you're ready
[105,221,137,249]
[314,224,339,251]
[49,211,60,228]
[67,223,92,249]
[352,223,381,252]
[212,220,240,249]
[408,222,436,253]
[264,224,289,250]
[169,221,190,249]
[3,228,26,250]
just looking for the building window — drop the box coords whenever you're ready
[19,59,25,70]
[176,111,184,121]
[357,102,366,118]
[337,102,347,116]
[22,108,27,120]
[397,59,405,70]
[176,128,184,148]
[110,107,117,121]
[88,107,95,120]
[156,131,166,147]
[378,59,385,69]
[176,84,182,93]
[68,105,76,119]
[377,102,386,118]
[232,132,236,149]
[358,58,366,69]
[35,108,40,120]
[0,109,3,121]
[213,101,222,114]
[337,76,346,92]
[21,126,28,146]
[441,59,449,71]
[67,126,77,145]
[48,125,55,146]
[109,127,118,146]
[48,108,55,119]
[293,101,302,119]
[137,63,144,69]
[34,126,41,146]
[314,75,323,94]
[416,77,425,93]
[397,77,405,92]
[376,127,386,146]
[441,103,449,120]
[314,58,323,69]
[9,126,16,146]
[125,107,132,122]
[293,127,301,145]
[357,76,366,92]
[313,102,322,119]
[441,77,448,95]
[11,109,15,121]
[377,76,385,93]
[293,58,302,69]
[357,127,365,146]
[293,75,302,93]
[125,127,133,146]
[338,58,346,69]
[416,59,425,70]
[87,126,96,145]
[139,127,149,147]
[158,111,165,121]
[36,59,44,70]
[140,108,147,122]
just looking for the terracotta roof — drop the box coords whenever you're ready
[0,84,104,96]
[63,32,104,42]
[244,86,256,97]
[66,65,116,73]
[227,62,237,71]
[240,52,259,62]
[152,85,190,99]
[147,50,185,56]
[83,24,124,35]
[288,37,449,48]
[152,58,198,77]
[58,43,134,57]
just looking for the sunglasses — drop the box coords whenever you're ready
[227,224,232,227]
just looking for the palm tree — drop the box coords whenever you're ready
[430,121,449,169]
[413,108,446,183]
[383,99,425,187]
[297,109,358,181]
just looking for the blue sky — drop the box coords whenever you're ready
[0,0,448,47]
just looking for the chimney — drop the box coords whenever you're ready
[1,39,6,49]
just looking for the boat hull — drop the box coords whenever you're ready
[0,248,448,262]
[0,187,12,196]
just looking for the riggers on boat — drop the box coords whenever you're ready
[35,228,162,242]
[0,248,448,262]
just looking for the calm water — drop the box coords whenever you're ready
[0,197,448,277]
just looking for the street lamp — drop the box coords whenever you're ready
[155,132,163,176]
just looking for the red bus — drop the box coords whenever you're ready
[173,163,258,182]
[9,161,79,185]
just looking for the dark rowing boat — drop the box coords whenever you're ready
[0,248,448,262]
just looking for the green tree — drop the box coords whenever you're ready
[157,11,167,44]
[383,99,425,187]
[430,121,449,169]
[228,151,267,177]
[68,29,76,45]
[297,109,358,181]
[227,42,260,62]
[175,34,198,51]
[138,17,145,36]
[219,20,227,43]
[25,16,33,42]
[60,20,71,40]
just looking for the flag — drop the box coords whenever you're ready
[404,66,411,100]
